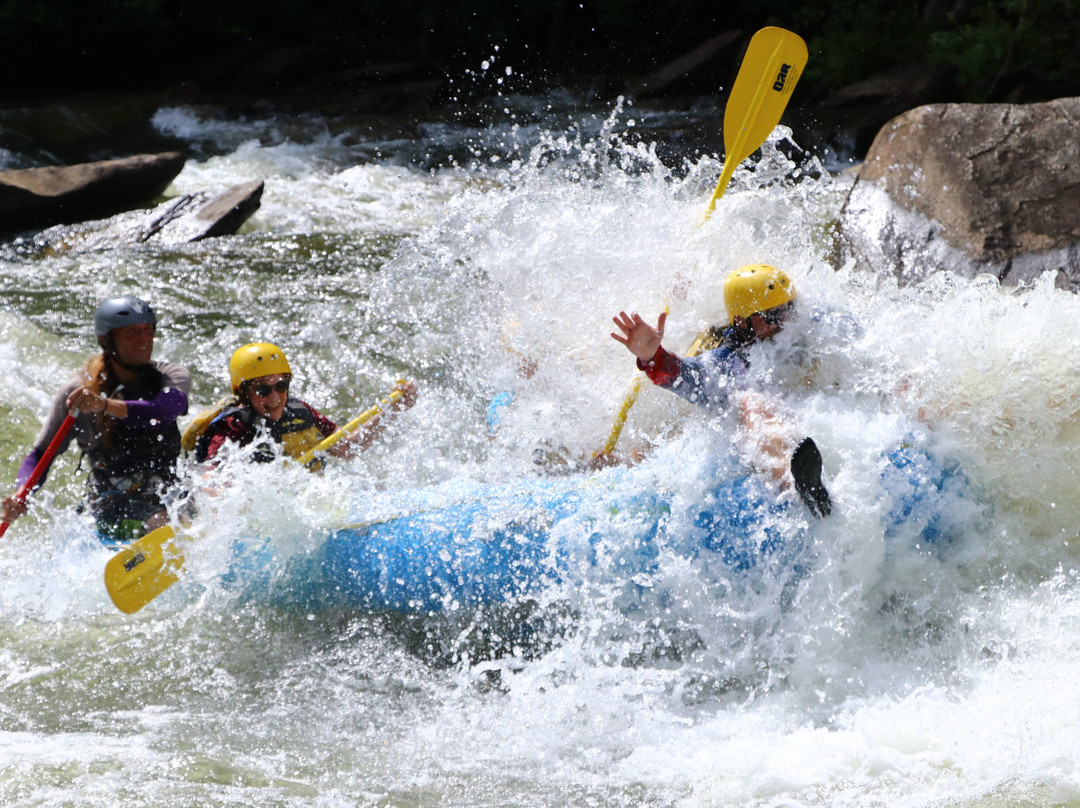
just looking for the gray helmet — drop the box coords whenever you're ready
[93,296,157,337]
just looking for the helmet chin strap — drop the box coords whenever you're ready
[108,352,146,373]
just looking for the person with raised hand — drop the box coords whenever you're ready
[611,265,831,517]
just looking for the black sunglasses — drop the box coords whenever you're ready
[758,305,789,326]
[742,303,793,326]
[250,379,290,398]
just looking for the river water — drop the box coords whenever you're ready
[2,87,1080,808]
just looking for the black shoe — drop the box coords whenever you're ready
[791,437,833,518]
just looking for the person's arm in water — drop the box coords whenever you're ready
[736,392,797,484]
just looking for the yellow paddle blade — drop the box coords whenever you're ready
[703,27,808,219]
[103,525,185,614]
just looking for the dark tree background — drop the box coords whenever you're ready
[2,0,1077,107]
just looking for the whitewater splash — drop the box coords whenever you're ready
[2,96,1080,807]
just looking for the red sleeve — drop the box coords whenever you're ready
[637,346,683,386]
[297,401,338,437]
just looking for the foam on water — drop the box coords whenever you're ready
[2,99,1080,807]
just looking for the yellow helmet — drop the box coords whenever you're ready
[229,342,292,393]
[723,264,796,324]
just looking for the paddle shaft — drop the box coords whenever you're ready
[296,388,404,466]
[600,377,644,456]
[0,410,77,539]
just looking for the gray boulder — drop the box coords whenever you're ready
[0,152,186,234]
[837,97,1080,290]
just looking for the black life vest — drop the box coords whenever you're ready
[86,365,182,497]
[195,398,328,464]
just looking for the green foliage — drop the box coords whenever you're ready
[791,0,929,90]
[790,0,1080,101]
[928,0,1080,100]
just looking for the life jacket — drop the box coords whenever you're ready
[687,323,759,359]
[686,326,728,357]
[85,365,183,503]
[275,402,330,459]
[194,398,330,464]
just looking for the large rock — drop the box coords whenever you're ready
[837,97,1080,289]
[28,180,264,254]
[0,152,186,234]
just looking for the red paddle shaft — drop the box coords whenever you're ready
[0,411,77,538]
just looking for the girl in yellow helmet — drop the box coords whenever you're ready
[192,342,416,466]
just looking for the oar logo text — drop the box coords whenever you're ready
[123,551,146,572]
[773,64,792,93]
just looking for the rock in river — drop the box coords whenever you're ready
[0,152,186,234]
[27,180,264,255]
[837,97,1080,290]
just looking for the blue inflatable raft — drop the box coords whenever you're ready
[228,440,980,615]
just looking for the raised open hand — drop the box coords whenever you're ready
[610,310,667,362]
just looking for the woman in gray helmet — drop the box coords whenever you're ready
[0,295,191,540]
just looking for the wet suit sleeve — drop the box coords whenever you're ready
[637,347,683,385]
[123,363,192,429]
[638,345,747,411]
[15,449,44,489]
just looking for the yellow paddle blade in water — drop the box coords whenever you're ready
[703,27,808,219]
[103,525,184,614]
